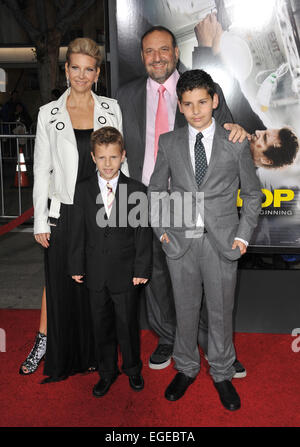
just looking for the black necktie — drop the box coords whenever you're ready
[194,132,208,187]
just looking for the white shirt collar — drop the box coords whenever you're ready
[188,117,215,140]
[148,70,180,97]
[97,171,120,189]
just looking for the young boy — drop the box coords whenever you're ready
[148,70,262,410]
[69,127,152,397]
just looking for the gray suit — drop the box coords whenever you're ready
[148,122,262,381]
[116,75,234,346]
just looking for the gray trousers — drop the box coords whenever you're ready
[145,235,176,345]
[166,234,236,382]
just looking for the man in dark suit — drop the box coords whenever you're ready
[69,127,152,398]
[116,25,248,371]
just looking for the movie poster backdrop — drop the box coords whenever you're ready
[110,0,300,251]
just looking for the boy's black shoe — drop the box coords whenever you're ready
[92,373,119,397]
[213,380,241,411]
[165,372,195,401]
[129,373,144,391]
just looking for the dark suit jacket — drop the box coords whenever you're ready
[69,172,152,293]
[116,75,233,182]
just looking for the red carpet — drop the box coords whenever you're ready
[0,309,299,427]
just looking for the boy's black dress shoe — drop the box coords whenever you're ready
[165,372,195,401]
[129,373,144,391]
[214,380,241,411]
[93,373,119,398]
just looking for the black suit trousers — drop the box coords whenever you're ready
[89,285,142,379]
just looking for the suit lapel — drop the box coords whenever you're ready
[177,126,199,191]
[177,122,226,191]
[200,121,225,189]
[113,171,130,224]
[88,173,106,216]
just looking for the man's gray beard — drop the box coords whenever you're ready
[149,60,177,84]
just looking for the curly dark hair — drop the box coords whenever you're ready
[176,69,216,102]
[263,128,299,168]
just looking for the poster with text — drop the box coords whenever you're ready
[113,0,300,250]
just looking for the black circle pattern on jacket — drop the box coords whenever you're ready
[56,122,65,131]
[98,116,107,125]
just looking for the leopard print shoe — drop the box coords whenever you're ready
[19,332,47,375]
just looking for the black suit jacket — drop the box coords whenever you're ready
[69,172,152,293]
[116,75,233,181]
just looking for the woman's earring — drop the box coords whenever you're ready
[66,78,70,88]
[94,80,98,92]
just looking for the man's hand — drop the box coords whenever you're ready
[72,275,84,284]
[161,233,170,244]
[194,13,223,55]
[133,278,148,286]
[223,123,251,143]
[232,240,247,256]
[35,233,50,248]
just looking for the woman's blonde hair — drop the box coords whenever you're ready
[66,37,102,68]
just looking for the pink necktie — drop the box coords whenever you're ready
[154,85,169,162]
[106,182,114,217]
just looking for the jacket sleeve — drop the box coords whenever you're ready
[236,141,263,242]
[68,183,86,276]
[33,108,53,235]
[148,135,171,241]
[133,186,153,279]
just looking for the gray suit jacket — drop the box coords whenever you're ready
[116,76,233,182]
[148,122,262,261]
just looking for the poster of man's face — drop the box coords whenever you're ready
[112,0,300,248]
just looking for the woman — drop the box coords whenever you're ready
[20,37,127,381]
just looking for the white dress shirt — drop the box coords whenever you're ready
[97,171,120,216]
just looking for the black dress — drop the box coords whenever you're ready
[44,129,96,379]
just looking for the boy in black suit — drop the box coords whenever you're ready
[69,127,152,397]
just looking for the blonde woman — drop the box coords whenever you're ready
[20,38,127,382]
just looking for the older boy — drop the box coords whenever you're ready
[148,70,262,410]
[69,127,152,397]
